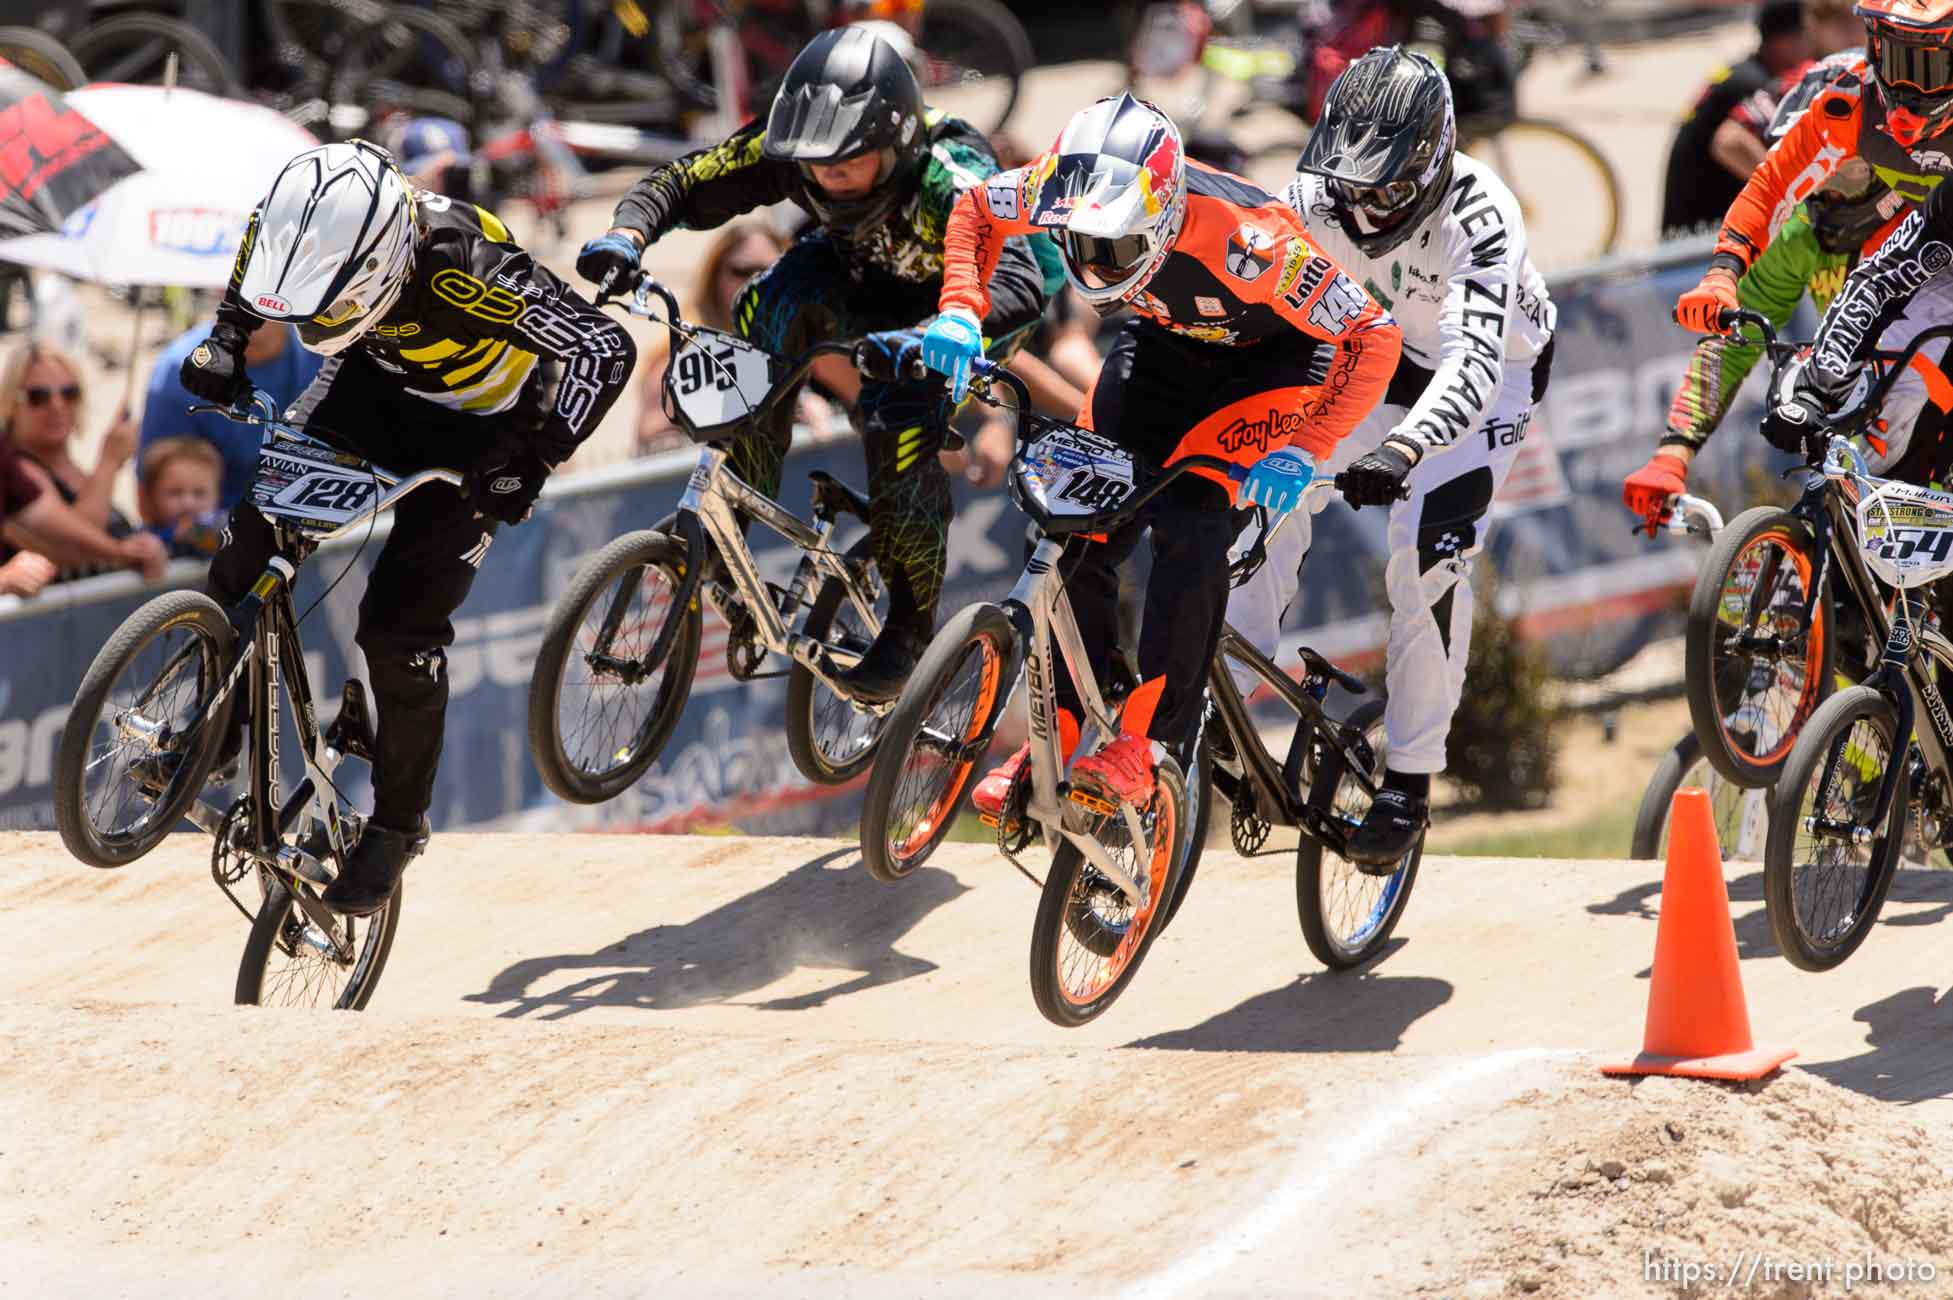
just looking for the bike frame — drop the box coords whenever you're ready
[174,400,460,949]
[601,274,887,700]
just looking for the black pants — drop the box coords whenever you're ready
[1053,474,1235,752]
[207,355,501,828]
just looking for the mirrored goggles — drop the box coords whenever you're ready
[1066,230,1152,287]
[1873,30,1953,96]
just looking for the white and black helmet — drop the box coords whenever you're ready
[235,139,417,356]
[1297,47,1455,257]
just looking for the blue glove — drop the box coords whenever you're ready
[854,329,927,382]
[1241,448,1317,517]
[575,230,643,294]
[921,308,983,401]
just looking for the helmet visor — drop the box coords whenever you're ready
[1873,29,1953,96]
[1065,230,1153,287]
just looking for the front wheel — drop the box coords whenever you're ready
[1763,685,1907,972]
[784,535,887,785]
[1630,729,1771,862]
[527,530,701,805]
[1685,506,1832,788]
[1296,698,1423,970]
[54,591,237,869]
[235,875,401,1009]
[1029,756,1187,1028]
[858,602,1018,883]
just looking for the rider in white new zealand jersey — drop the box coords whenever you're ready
[1228,45,1557,864]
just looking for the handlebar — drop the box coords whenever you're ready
[191,388,465,539]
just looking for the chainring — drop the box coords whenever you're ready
[1230,796,1271,857]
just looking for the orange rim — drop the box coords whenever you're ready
[892,633,1003,860]
[1717,527,1824,773]
[1057,785,1176,1007]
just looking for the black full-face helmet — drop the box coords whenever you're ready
[762,26,928,238]
[1296,46,1456,258]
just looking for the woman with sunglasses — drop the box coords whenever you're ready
[0,339,137,583]
[1226,45,1556,865]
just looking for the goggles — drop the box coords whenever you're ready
[1872,28,1953,96]
[312,296,367,329]
[1065,230,1152,287]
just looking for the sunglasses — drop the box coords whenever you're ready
[720,261,771,279]
[24,384,81,408]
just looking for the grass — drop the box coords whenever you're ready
[1432,789,1645,859]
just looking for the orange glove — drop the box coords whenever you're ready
[1622,451,1689,536]
[1674,267,1739,334]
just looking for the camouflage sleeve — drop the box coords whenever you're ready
[610,120,797,243]
[918,116,1049,339]
[1665,208,1835,449]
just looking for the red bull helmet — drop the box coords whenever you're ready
[1031,94,1186,316]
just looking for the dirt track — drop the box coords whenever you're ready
[5,831,1953,1297]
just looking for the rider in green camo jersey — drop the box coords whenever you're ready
[1622,158,1908,531]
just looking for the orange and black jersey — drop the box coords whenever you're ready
[1712,54,1953,277]
[942,159,1400,462]
[217,193,635,465]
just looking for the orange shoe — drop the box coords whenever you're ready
[971,744,1029,817]
[1070,732,1157,806]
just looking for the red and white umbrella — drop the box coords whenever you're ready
[0,84,317,288]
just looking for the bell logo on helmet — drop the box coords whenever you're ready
[255,293,291,314]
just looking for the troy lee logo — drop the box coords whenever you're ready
[1217,408,1304,454]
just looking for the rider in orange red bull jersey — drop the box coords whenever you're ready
[1676,3,1953,334]
[924,92,1400,815]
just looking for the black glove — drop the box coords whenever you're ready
[180,322,251,406]
[1335,436,1421,509]
[1760,390,1828,457]
[852,328,927,383]
[575,230,644,294]
[472,451,549,526]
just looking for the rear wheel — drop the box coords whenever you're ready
[54,592,236,869]
[1296,698,1422,970]
[527,530,700,805]
[858,602,1017,883]
[914,0,1033,134]
[235,875,400,1009]
[1028,756,1186,1027]
[1763,685,1906,971]
[0,26,86,89]
[325,5,479,134]
[784,535,887,785]
[1462,117,1619,270]
[1685,506,1832,788]
[1630,729,1770,862]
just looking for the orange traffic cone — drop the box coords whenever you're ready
[1600,787,1796,1081]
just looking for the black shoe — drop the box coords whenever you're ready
[321,820,427,917]
[1346,787,1428,874]
[834,621,930,704]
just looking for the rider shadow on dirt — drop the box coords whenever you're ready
[1588,868,1781,971]
[1803,982,1953,1106]
[1123,943,1455,1053]
[465,847,968,1020]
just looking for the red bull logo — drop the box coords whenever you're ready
[1137,129,1180,217]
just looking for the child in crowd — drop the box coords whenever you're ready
[139,436,226,558]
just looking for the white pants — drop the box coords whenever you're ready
[1227,364,1535,773]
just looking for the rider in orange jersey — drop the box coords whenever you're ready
[923,93,1400,811]
[1676,2,1953,333]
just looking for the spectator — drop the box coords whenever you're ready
[0,339,138,582]
[1662,0,1811,238]
[386,115,474,197]
[139,319,322,511]
[138,435,227,559]
[635,221,834,456]
[0,438,164,596]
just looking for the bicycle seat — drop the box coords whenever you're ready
[1298,646,1367,696]
[809,470,872,523]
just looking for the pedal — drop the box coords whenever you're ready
[1067,786,1117,817]
[323,679,377,762]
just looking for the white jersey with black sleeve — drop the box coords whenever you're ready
[1284,153,1555,458]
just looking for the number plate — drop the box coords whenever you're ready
[1019,426,1137,517]
[1858,480,1953,588]
[251,438,381,531]
[664,326,776,432]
